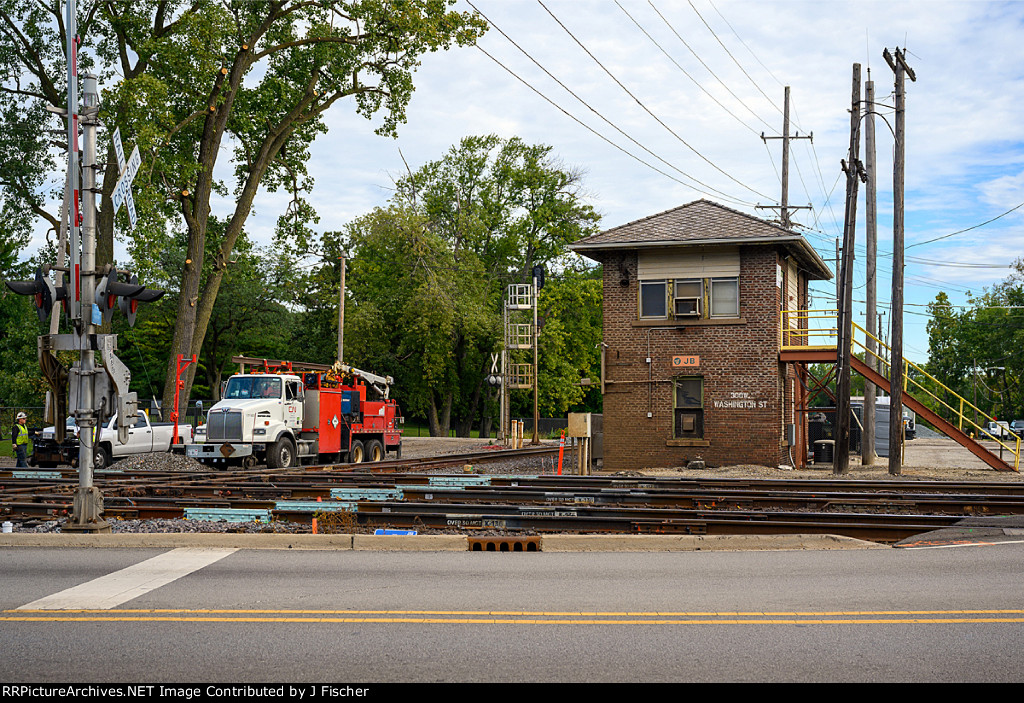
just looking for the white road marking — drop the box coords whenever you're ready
[17,548,238,610]
[900,539,1024,550]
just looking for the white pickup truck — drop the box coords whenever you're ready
[32,412,193,470]
[982,421,1011,439]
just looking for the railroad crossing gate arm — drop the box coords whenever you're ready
[99,334,136,444]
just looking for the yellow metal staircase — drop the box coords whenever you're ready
[781,309,1020,472]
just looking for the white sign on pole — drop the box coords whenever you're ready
[112,144,141,228]
[112,127,126,173]
[125,190,137,228]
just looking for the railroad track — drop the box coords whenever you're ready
[3,447,1023,543]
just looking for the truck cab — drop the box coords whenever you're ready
[189,373,304,468]
[188,360,402,469]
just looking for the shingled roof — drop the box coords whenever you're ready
[570,199,833,279]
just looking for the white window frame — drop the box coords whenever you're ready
[709,277,739,318]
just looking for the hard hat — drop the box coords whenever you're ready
[16,412,26,420]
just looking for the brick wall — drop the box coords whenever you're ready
[599,246,796,470]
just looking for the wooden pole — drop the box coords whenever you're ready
[834,63,862,475]
[759,87,812,227]
[863,76,878,466]
[781,86,791,228]
[885,47,916,476]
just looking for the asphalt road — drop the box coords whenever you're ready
[3,543,1024,683]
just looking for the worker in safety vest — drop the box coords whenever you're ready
[12,411,29,468]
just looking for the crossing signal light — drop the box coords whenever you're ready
[4,267,64,322]
[96,270,144,325]
[116,273,164,327]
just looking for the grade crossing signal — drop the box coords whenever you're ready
[95,270,163,326]
[4,267,67,322]
[117,273,164,327]
[96,269,144,325]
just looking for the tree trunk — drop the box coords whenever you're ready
[97,142,117,273]
[428,391,453,437]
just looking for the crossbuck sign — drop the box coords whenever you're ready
[110,127,140,228]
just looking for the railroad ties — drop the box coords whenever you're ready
[4,449,1024,543]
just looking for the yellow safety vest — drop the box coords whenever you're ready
[15,423,28,446]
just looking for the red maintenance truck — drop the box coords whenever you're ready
[187,356,402,468]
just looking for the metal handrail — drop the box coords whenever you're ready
[849,321,1019,467]
[780,308,840,348]
[779,310,1021,470]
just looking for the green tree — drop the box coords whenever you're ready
[390,134,601,434]
[535,267,603,416]
[199,247,297,399]
[341,206,493,436]
[925,263,1024,423]
[0,1,487,419]
[394,134,600,279]
[0,257,47,409]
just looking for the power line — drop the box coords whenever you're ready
[647,1,778,136]
[466,1,754,206]
[614,0,765,138]
[685,0,790,127]
[537,0,773,201]
[695,4,835,231]
[707,0,786,89]
[472,42,755,206]
[906,200,1024,249]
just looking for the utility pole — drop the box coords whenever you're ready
[834,63,865,476]
[337,252,346,363]
[862,75,878,466]
[884,47,916,476]
[835,238,840,305]
[66,0,81,325]
[758,87,812,229]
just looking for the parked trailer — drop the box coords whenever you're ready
[187,357,402,468]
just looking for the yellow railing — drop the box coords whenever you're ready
[780,308,839,349]
[781,310,1021,470]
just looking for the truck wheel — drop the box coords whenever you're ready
[94,446,112,471]
[349,440,365,464]
[367,439,385,462]
[267,438,295,469]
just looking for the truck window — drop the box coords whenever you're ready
[224,376,281,399]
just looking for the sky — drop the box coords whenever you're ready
[54,0,1024,365]
[285,0,1024,366]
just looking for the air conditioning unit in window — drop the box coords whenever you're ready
[674,297,701,317]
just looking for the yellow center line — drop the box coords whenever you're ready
[4,609,1024,625]
[3,616,1024,624]
[9,608,1024,616]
